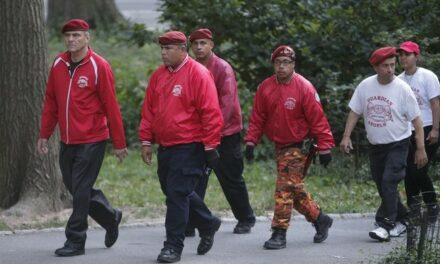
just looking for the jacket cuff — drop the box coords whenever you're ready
[204,145,216,151]
[142,141,152,146]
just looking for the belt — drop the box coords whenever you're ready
[282,142,304,149]
[280,140,316,155]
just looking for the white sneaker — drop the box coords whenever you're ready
[389,222,406,237]
[369,227,390,242]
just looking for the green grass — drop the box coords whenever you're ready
[96,149,394,217]
[372,245,440,264]
[0,219,10,231]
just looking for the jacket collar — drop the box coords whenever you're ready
[275,71,295,85]
[167,55,189,73]
[60,47,92,66]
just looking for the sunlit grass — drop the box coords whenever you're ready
[95,149,422,218]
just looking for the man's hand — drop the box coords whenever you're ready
[318,150,332,168]
[244,143,255,161]
[141,145,153,165]
[114,148,128,162]
[339,136,353,154]
[205,149,220,169]
[426,129,439,145]
[37,138,49,155]
[414,147,428,169]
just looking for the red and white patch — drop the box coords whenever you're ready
[172,85,182,97]
[77,76,88,88]
[284,97,296,110]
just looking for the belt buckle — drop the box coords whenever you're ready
[301,139,312,155]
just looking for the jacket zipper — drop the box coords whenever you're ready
[66,66,80,144]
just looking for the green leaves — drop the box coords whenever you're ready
[160,0,440,160]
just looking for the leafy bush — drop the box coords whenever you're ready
[159,0,440,159]
[374,245,440,264]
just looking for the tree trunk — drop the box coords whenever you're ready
[0,0,68,216]
[47,0,125,32]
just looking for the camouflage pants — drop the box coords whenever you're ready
[271,146,320,229]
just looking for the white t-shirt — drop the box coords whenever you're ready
[398,67,440,127]
[349,75,420,145]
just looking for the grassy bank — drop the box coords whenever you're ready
[95,149,384,218]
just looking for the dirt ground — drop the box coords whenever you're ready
[0,207,245,233]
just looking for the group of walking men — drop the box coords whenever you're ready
[37,19,439,263]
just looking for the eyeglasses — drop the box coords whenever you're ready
[273,60,294,66]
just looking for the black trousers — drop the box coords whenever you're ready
[190,133,255,228]
[369,138,410,230]
[405,125,439,207]
[59,141,118,246]
[157,143,218,253]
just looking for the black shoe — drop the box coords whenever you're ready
[54,244,85,257]
[263,228,286,249]
[427,204,439,223]
[105,208,122,248]
[197,217,221,255]
[157,248,181,263]
[184,227,196,237]
[313,212,333,243]
[233,220,255,234]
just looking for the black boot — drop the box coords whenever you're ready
[233,220,255,234]
[313,212,333,243]
[54,241,85,257]
[105,208,122,248]
[157,248,181,263]
[263,228,286,249]
[197,217,221,255]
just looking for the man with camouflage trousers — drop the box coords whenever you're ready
[244,45,334,249]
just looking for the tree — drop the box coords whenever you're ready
[47,0,125,32]
[159,0,440,158]
[0,0,67,215]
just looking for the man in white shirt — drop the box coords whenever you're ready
[340,46,428,242]
[398,41,440,222]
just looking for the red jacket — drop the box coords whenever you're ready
[39,48,126,149]
[205,53,242,136]
[138,56,223,150]
[245,73,334,151]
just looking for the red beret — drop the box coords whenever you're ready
[61,19,89,33]
[159,31,187,45]
[397,41,420,55]
[189,28,213,42]
[271,45,295,62]
[369,47,397,65]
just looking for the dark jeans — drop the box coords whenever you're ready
[405,125,439,207]
[189,133,255,229]
[157,143,218,253]
[369,138,410,230]
[60,141,118,246]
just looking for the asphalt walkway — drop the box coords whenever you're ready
[0,215,403,264]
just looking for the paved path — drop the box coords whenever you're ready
[115,0,163,29]
[0,216,404,264]
[43,0,164,29]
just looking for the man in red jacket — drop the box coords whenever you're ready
[37,19,128,257]
[185,28,256,236]
[139,31,224,263]
[244,45,334,249]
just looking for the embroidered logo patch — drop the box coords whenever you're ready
[77,76,88,88]
[284,97,296,110]
[366,95,394,127]
[172,85,182,97]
